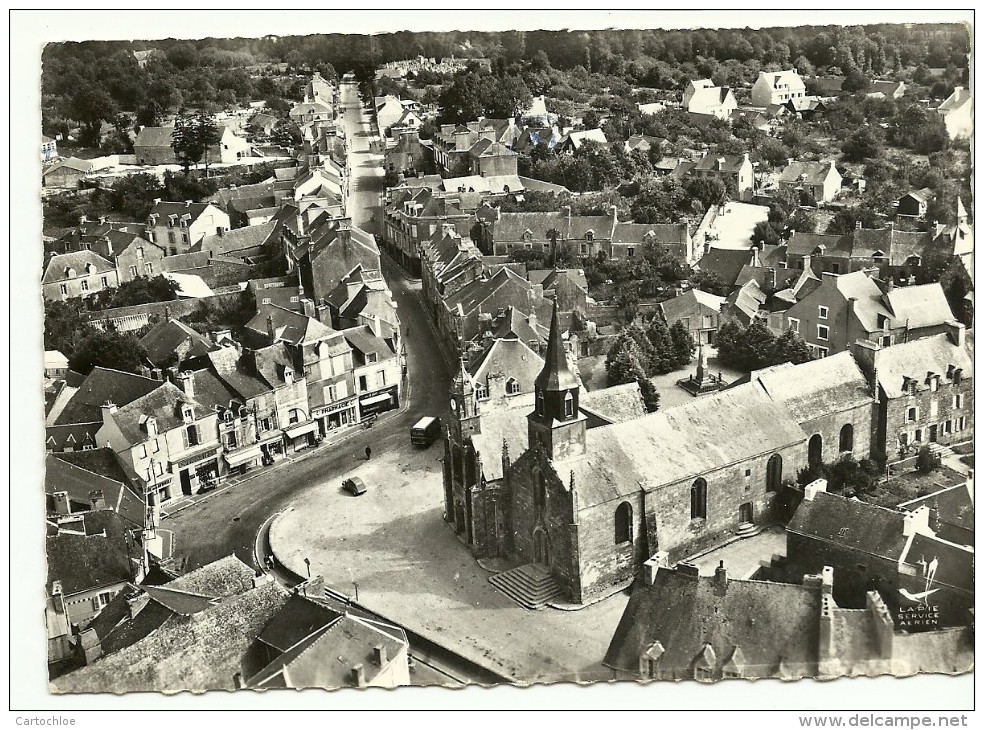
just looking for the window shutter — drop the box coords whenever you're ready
[92,596,102,612]
[182,428,190,449]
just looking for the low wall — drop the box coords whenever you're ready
[84,290,244,332]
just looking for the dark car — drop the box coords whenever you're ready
[342,476,367,496]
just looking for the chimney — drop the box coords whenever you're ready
[945,320,966,349]
[79,215,88,227]
[766,267,777,293]
[167,366,179,384]
[787,158,794,167]
[185,200,193,207]
[266,315,277,343]
[855,220,863,230]
[714,561,728,592]
[609,204,618,224]
[233,672,244,689]
[177,371,195,399]
[53,491,72,516]
[89,490,106,511]
[803,478,827,501]
[675,562,700,581]
[641,551,669,585]
[100,400,118,420]
[903,506,931,538]
[351,663,367,687]
[164,304,171,322]
[373,644,388,666]
[928,502,941,534]
[127,590,150,620]
[750,246,761,268]
[847,297,857,325]
[301,298,316,318]
[820,566,834,596]
[886,277,895,293]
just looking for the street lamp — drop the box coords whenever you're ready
[303,557,311,578]
[353,581,360,602]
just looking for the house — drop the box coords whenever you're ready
[519,95,556,126]
[45,450,146,530]
[786,486,974,629]
[42,251,120,301]
[45,350,70,379]
[468,139,519,178]
[653,156,696,181]
[208,180,279,226]
[636,102,667,116]
[778,269,954,357]
[610,221,694,264]
[683,79,715,107]
[693,153,754,198]
[695,247,766,291]
[56,220,165,284]
[785,224,934,280]
[897,188,937,218]
[42,157,93,189]
[936,87,973,140]
[604,561,973,681]
[686,84,738,119]
[52,559,411,693]
[342,324,402,421]
[555,129,609,154]
[382,187,472,275]
[46,510,142,636]
[513,126,562,154]
[195,221,278,262]
[659,289,726,345]
[374,95,407,135]
[528,268,588,319]
[134,125,250,165]
[289,100,333,125]
[145,200,231,255]
[778,160,842,205]
[624,134,666,155]
[42,134,58,162]
[851,324,972,461]
[294,219,382,303]
[868,80,906,99]
[324,265,401,336]
[139,315,220,370]
[384,127,429,180]
[247,112,279,137]
[751,69,807,107]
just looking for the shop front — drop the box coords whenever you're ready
[257,429,286,465]
[172,446,221,496]
[283,419,319,453]
[358,385,400,421]
[222,443,264,476]
[315,398,358,436]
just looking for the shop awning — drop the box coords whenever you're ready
[223,445,263,468]
[361,393,393,406]
[256,430,285,445]
[284,420,319,439]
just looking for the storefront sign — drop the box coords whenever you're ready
[171,447,219,471]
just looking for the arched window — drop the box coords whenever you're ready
[564,391,574,418]
[839,424,854,453]
[766,453,782,493]
[691,478,707,520]
[536,390,545,416]
[808,434,823,467]
[615,502,633,544]
[533,468,545,509]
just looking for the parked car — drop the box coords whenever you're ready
[342,476,367,496]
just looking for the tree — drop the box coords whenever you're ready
[108,173,162,220]
[637,377,661,413]
[915,445,942,474]
[716,319,812,371]
[773,330,813,365]
[668,320,696,368]
[690,270,729,297]
[751,220,782,247]
[44,298,93,357]
[171,113,221,175]
[92,275,181,310]
[643,315,676,374]
[842,128,882,162]
[841,68,871,93]
[68,329,147,376]
[70,85,117,147]
[683,177,727,210]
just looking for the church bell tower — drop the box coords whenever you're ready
[450,357,481,442]
[527,300,586,461]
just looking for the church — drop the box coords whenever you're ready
[444,302,879,606]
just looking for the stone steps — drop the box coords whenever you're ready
[927,442,955,459]
[489,563,565,610]
[736,522,763,539]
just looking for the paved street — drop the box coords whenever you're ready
[164,84,453,574]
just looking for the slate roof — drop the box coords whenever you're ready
[134,126,175,148]
[938,87,971,113]
[255,592,343,653]
[779,160,838,185]
[46,510,137,596]
[694,153,748,174]
[110,382,205,444]
[492,211,568,242]
[833,271,893,333]
[470,393,537,481]
[885,283,954,330]
[342,325,396,365]
[147,201,216,226]
[871,333,972,399]
[787,491,906,561]
[660,288,726,323]
[42,250,116,284]
[53,447,132,484]
[489,306,549,345]
[54,368,162,426]
[688,85,736,112]
[45,422,100,452]
[209,181,276,208]
[251,343,300,390]
[751,351,872,422]
[696,247,757,287]
[611,222,689,245]
[197,221,277,257]
[604,568,821,678]
[529,268,588,294]
[45,453,144,527]
[139,318,217,367]
[569,382,806,507]
[247,304,336,346]
[165,554,260,597]
[469,338,543,395]
[52,581,291,694]
[898,482,974,538]
[578,382,646,425]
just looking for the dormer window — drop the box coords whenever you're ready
[239,406,248,419]
[564,390,574,417]
[182,405,194,423]
[65,267,76,278]
[85,263,95,275]
[928,374,939,392]
[585,231,594,243]
[284,367,293,384]
[223,410,234,423]
[366,353,378,364]
[475,384,489,401]
[505,378,520,395]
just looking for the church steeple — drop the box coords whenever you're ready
[528,300,586,461]
[450,356,481,441]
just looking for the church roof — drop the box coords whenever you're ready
[534,301,579,392]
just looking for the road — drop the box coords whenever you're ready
[164,84,453,574]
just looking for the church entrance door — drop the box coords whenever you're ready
[739,502,753,524]
[533,529,550,565]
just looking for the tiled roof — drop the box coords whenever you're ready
[605,568,821,678]
[469,338,543,395]
[139,318,217,367]
[197,221,277,257]
[570,381,806,507]
[696,247,756,287]
[872,333,972,399]
[165,555,259,598]
[46,510,138,596]
[660,288,725,322]
[752,351,872,423]
[54,368,162,425]
[885,283,954,330]
[611,222,688,245]
[134,126,175,148]
[342,325,396,365]
[779,160,837,186]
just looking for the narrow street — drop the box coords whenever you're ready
[164,82,453,574]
